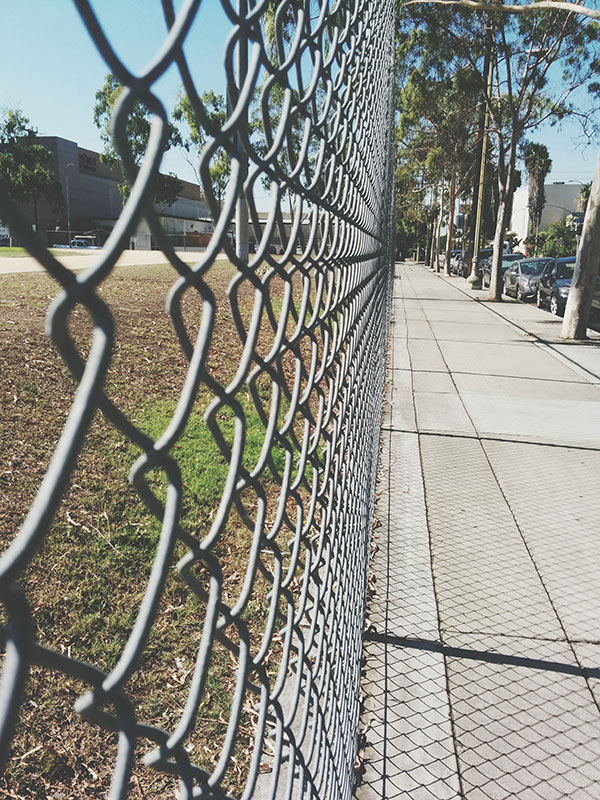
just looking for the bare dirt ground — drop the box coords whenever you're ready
[0,260,309,798]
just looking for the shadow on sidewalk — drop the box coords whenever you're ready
[364,630,600,679]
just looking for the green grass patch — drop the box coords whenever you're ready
[137,396,287,508]
[0,246,72,257]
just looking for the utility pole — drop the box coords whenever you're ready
[234,0,249,264]
[65,162,74,246]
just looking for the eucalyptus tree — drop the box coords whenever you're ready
[470,9,599,299]
[173,90,230,208]
[0,109,63,241]
[398,1,600,300]
[563,150,600,337]
[394,115,442,262]
[397,73,481,266]
[93,73,182,207]
[394,160,429,258]
[396,5,493,273]
[249,0,330,238]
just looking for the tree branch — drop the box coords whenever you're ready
[404,0,600,22]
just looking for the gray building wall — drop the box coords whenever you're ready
[35,137,123,230]
[12,136,208,244]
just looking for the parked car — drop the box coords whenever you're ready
[503,257,551,301]
[537,257,600,319]
[590,274,600,318]
[536,257,576,316]
[54,238,101,250]
[481,252,524,288]
[475,247,493,277]
[450,250,468,276]
[447,249,462,271]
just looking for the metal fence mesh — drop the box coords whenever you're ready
[0,1,395,797]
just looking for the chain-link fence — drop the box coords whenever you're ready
[0,1,395,797]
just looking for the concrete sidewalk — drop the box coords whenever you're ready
[358,262,600,799]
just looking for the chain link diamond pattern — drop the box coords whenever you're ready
[0,2,395,797]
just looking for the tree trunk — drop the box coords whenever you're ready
[429,217,436,267]
[428,188,439,267]
[489,138,518,301]
[425,219,432,266]
[489,197,510,300]
[444,165,457,276]
[561,148,600,339]
[435,182,445,272]
[466,44,489,281]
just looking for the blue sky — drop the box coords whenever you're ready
[1,0,233,184]
[2,1,599,190]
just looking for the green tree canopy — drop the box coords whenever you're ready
[537,217,577,257]
[397,1,600,297]
[577,182,592,211]
[0,109,63,229]
[173,90,229,208]
[396,59,483,268]
[93,74,182,207]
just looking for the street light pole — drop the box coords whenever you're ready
[234,0,249,265]
[65,162,74,246]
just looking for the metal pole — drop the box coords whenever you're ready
[65,162,74,247]
[235,0,249,264]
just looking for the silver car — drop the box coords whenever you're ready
[503,257,552,302]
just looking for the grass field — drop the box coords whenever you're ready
[0,261,316,798]
[0,247,76,258]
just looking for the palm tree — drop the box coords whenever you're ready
[577,182,592,212]
[523,142,552,253]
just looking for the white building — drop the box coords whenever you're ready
[510,182,582,242]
